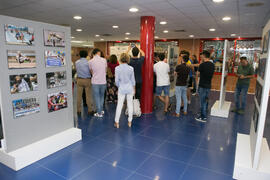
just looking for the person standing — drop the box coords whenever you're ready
[89,48,107,118]
[75,50,94,116]
[106,54,119,103]
[232,56,254,114]
[173,55,191,117]
[154,53,170,113]
[128,44,145,100]
[191,54,199,94]
[195,50,215,122]
[114,53,135,128]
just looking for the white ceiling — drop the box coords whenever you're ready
[0,0,269,44]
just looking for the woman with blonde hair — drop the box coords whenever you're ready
[114,53,135,128]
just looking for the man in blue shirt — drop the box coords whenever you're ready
[75,50,94,116]
[127,44,145,100]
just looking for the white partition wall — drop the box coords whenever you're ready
[0,15,81,170]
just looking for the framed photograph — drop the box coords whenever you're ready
[48,91,68,113]
[12,98,40,118]
[4,24,34,45]
[7,50,36,69]
[45,50,66,67]
[46,71,67,89]
[10,73,38,94]
[262,31,269,54]
[44,30,65,47]
[255,82,263,105]
[258,58,266,80]
[252,105,259,133]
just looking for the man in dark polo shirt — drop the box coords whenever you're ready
[173,55,191,117]
[195,50,215,122]
[232,56,254,114]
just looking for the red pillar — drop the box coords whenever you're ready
[140,16,155,114]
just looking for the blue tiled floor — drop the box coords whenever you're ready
[2,91,258,180]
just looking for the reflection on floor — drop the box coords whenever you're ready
[0,91,261,180]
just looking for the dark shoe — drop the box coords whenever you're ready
[237,109,244,115]
[172,112,180,117]
[231,108,239,113]
[195,116,207,122]
[88,111,95,116]
[77,112,81,116]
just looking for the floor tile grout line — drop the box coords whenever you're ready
[38,164,68,180]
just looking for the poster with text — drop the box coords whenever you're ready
[258,58,266,80]
[255,82,262,106]
[44,30,65,47]
[46,71,67,89]
[48,91,68,113]
[4,24,34,45]
[45,50,66,67]
[12,98,40,118]
[10,73,38,94]
[7,50,36,69]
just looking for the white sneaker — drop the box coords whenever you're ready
[101,111,105,115]
[94,113,103,118]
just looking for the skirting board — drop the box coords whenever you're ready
[233,133,270,180]
[210,100,231,118]
[0,128,82,171]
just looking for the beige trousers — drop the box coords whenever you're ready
[76,78,93,113]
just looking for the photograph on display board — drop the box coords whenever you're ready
[48,91,68,113]
[255,82,263,105]
[252,105,259,133]
[262,31,269,54]
[45,50,66,67]
[12,98,40,118]
[10,73,38,94]
[258,58,266,80]
[46,71,67,89]
[7,50,36,69]
[4,24,34,45]
[44,30,65,47]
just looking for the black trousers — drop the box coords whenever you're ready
[135,83,142,100]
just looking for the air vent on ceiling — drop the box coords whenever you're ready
[174,29,186,32]
[101,34,112,36]
[246,2,264,7]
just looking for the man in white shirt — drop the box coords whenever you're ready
[154,53,170,113]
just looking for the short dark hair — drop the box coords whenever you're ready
[132,47,139,57]
[79,50,88,58]
[240,56,247,61]
[92,48,101,55]
[180,50,190,57]
[158,53,165,61]
[192,54,197,59]
[201,50,210,58]
[109,54,118,64]
[183,55,189,63]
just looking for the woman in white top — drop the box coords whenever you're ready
[114,53,136,128]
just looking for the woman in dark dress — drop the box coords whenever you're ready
[106,55,119,103]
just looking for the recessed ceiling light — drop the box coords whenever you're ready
[155,36,159,39]
[71,36,75,39]
[125,37,129,40]
[112,25,119,29]
[189,35,194,38]
[209,28,216,32]
[212,0,224,3]
[125,32,130,35]
[76,29,82,32]
[231,34,236,37]
[129,7,139,12]
[100,38,104,41]
[73,16,82,20]
[95,34,100,37]
[160,21,167,25]
[163,30,169,33]
[83,44,92,47]
[222,16,231,21]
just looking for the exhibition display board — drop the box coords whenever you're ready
[0,15,81,170]
[233,19,270,179]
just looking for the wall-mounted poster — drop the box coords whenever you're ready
[252,105,259,133]
[12,98,40,118]
[44,30,65,47]
[45,50,66,67]
[10,74,38,94]
[262,31,269,54]
[255,82,263,105]
[7,50,36,69]
[46,71,67,89]
[4,24,34,45]
[48,91,68,112]
[258,58,266,80]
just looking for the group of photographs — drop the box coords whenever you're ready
[5,24,68,118]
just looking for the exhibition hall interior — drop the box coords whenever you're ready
[1,0,270,179]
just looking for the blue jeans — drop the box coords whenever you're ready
[92,84,106,114]
[175,86,187,114]
[199,87,210,119]
[235,84,249,110]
